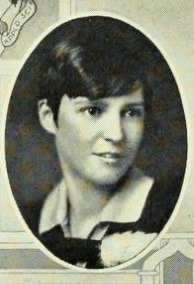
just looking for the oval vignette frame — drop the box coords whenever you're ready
[4,12,189,272]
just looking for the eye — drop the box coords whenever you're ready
[80,106,104,117]
[123,108,144,118]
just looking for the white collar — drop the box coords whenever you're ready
[39,167,154,235]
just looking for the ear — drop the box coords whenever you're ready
[38,99,57,135]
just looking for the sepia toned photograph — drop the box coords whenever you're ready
[5,15,187,269]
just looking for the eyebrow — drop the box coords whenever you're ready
[73,97,144,108]
[122,102,144,108]
[73,97,105,106]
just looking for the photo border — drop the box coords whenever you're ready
[0,10,191,273]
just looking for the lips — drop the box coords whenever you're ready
[93,152,125,159]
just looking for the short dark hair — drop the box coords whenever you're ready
[29,16,158,122]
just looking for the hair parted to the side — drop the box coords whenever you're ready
[28,16,158,122]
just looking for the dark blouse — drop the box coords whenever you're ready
[20,178,181,268]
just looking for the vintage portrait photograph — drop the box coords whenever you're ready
[5,15,187,269]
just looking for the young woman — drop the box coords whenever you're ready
[35,16,157,268]
[7,16,186,269]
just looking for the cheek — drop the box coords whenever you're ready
[125,120,144,146]
[74,123,95,142]
[56,118,97,156]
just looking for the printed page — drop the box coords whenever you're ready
[0,1,193,283]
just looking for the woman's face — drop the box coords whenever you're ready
[54,86,145,185]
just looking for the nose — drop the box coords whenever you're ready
[103,112,124,143]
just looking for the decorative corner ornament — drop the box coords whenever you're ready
[0,0,36,56]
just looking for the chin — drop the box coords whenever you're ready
[88,169,129,186]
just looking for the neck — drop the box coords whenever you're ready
[63,170,117,220]
[60,164,129,238]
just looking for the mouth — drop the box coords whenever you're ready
[93,152,125,160]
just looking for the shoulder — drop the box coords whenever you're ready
[38,179,67,234]
[139,176,182,233]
